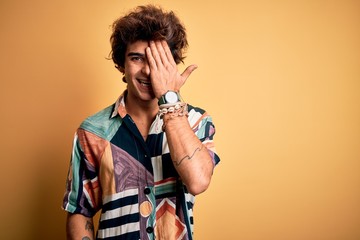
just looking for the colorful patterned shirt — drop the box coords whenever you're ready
[62,92,220,240]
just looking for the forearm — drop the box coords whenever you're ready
[164,114,214,195]
[66,213,95,240]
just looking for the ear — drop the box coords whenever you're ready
[119,66,125,74]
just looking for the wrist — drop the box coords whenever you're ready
[162,113,188,132]
[160,103,188,132]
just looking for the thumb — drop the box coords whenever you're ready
[181,64,198,81]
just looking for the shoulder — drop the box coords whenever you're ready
[187,104,213,124]
[187,104,206,115]
[187,103,217,141]
[79,104,122,141]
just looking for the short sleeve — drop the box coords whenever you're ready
[188,106,220,167]
[62,130,102,217]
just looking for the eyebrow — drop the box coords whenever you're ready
[127,52,145,57]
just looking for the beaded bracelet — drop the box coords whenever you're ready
[160,103,188,131]
[158,101,182,109]
[158,102,188,119]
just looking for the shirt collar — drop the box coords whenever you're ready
[111,90,164,133]
[110,90,128,119]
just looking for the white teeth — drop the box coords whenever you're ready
[139,80,151,86]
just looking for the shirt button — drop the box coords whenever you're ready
[144,188,151,195]
[146,226,154,233]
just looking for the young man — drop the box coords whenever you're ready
[63,5,220,240]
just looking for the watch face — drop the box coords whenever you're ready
[165,91,178,103]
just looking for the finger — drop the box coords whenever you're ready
[161,40,176,65]
[155,41,169,66]
[149,41,163,68]
[181,64,198,81]
[145,46,157,70]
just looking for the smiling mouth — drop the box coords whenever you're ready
[137,79,151,87]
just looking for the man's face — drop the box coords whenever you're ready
[122,40,155,102]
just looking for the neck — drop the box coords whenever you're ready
[126,97,158,118]
[124,93,159,137]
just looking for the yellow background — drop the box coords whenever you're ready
[1,0,359,239]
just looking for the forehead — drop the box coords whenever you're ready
[126,40,149,54]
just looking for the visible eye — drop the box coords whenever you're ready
[131,56,144,62]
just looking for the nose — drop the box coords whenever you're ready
[142,61,150,76]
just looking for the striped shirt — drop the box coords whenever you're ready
[62,92,220,239]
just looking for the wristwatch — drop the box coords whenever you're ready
[158,90,181,106]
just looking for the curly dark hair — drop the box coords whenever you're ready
[110,5,188,70]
